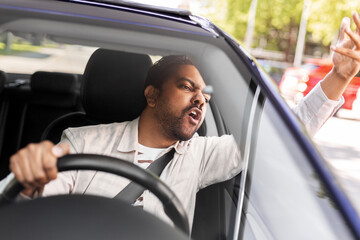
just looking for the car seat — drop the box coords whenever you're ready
[0,71,79,179]
[41,48,153,143]
[20,71,79,148]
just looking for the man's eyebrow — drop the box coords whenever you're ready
[177,77,195,87]
[177,77,212,97]
[178,77,208,92]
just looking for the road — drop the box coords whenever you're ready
[314,116,360,212]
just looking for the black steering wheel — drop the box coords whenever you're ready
[0,154,189,236]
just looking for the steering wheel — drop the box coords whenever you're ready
[0,154,189,235]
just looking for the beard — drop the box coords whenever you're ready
[155,101,202,141]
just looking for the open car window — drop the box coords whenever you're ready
[239,99,354,239]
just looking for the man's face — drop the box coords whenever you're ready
[154,64,211,141]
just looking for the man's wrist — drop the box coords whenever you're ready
[329,67,351,82]
[320,69,349,101]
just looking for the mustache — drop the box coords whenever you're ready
[182,104,201,116]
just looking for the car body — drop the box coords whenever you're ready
[0,0,359,239]
[279,58,360,114]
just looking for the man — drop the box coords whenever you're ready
[2,13,360,228]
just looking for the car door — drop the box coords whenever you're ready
[235,92,356,239]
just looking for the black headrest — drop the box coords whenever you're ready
[31,71,78,94]
[81,49,152,122]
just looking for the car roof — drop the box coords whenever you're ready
[0,0,217,37]
[77,0,192,17]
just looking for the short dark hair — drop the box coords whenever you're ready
[144,55,194,90]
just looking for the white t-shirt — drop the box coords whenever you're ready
[133,144,166,207]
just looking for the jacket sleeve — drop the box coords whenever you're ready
[292,82,344,137]
[197,135,242,189]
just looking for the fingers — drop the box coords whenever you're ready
[30,143,48,187]
[9,141,69,193]
[331,45,360,62]
[338,17,350,42]
[44,143,70,180]
[52,142,70,157]
[333,14,360,51]
[10,154,31,189]
[48,142,70,179]
[344,24,360,49]
[353,12,360,34]
[337,17,354,49]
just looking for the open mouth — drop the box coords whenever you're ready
[188,109,201,122]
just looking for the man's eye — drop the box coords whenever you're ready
[182,85,191,90]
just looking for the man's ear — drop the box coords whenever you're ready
[144,85,159,108]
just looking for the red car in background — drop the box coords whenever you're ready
[279,58,360,117]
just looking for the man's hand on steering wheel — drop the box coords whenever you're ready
[2,153,190,235]
[9,141,70,196]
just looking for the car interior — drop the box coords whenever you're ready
[0,47,243,239]
[0,2,258,238]
[0,0,284,239]
[0,34,248,240]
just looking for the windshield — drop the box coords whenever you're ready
[0,2,357,239]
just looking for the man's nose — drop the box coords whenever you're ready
[191,91,206,108]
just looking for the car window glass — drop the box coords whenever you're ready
[238,99,353,240]
[0,32,97,74]
[191,50,255,240]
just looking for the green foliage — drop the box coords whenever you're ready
[201,0,249,39]
[214,0,304,46]
[255,0,302,33]
[308,0,360,45]
[225,0,252,40]
[202,0,360,54]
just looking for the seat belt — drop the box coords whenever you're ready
[114,148,175,204]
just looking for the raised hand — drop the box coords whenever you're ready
[331,12,360,81]
[320,12,360,101]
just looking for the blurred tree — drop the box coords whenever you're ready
[201,0,251,40]
[225,0,251,41]
[201,0,360,61]
[308,0,360,46]
[204,0,303,60]
[254,0,303,61]
[197,0,230,32]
